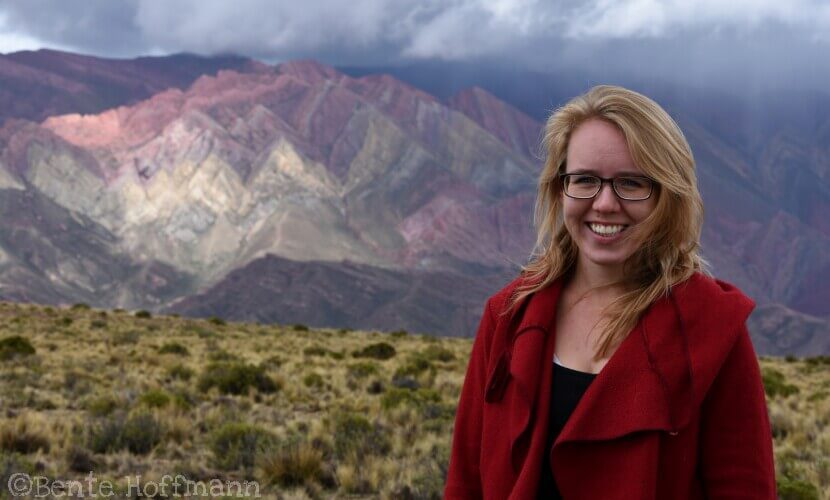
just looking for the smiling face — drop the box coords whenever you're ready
[562,118,657,277]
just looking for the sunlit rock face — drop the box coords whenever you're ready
[0,52,828,350]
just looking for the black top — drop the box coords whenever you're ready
[538,361,597,499]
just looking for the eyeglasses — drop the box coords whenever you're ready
[560,173,655,201]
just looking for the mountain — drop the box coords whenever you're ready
[0,52,828,353]
[0,49,268,124]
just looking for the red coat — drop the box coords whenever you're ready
[445,272,776,499]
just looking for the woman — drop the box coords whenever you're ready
[445,85,776,499]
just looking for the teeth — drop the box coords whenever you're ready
[589,223,625,236]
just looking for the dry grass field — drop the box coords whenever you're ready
[0,301,827,499]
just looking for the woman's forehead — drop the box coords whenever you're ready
[566,119,639,175]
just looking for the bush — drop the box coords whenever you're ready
[134,310,152,319]
[84,395,121,417]
[88,417,125,454]
[158,342,189,356]
[208,316,226,326]
[332,413,390,459]
[111,330,140,345]
[293,324,309,332]
[0,418,50,454]
[89,319,107,329]
[303,373,325,388]
[139,389,171,409]
[303,346,329,357]
[210,422,274,471]
[198,362,279,395]
[777,475,820,500]
[258,441,324,488]
[381,388,441,411]
[167,364,194,381]
[423,345,455,362]
[71,303,91,310]
[348,362,379,379]
[0,336,35,361]
[761,368,799,398]
[390,329,408,338]
[352,342,396,360]
[122,412,163,455]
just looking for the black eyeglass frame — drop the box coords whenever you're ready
[559,173,656,201]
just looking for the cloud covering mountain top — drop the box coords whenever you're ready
[1,0,829,93]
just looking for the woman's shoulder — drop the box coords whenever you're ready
[671,271,756,330]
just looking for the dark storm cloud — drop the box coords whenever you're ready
[0,0,828,91]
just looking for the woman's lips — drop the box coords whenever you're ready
[585,222,628,243]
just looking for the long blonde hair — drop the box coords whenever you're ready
[506,85,709,360]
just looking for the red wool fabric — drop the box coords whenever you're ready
[445,272,776,499]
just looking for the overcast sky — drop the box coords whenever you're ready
[1,0,828,93]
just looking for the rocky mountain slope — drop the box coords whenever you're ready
[0,51,827,353]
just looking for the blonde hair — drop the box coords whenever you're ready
[506,84,709,360]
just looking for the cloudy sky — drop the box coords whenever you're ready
[1,0,828,92]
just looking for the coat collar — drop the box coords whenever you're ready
[491,276,698,473]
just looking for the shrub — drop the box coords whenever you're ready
[121,412,163,455]
[111,330,140,345]
[89,319,107,329]
[84,395,121,417]
[761,368,799,398]
[134,310,152,319]
[0,336,35,361]
[332,413,390,459]
[390,329,408,338]
[348,362,379,378]
[208,316,226,326]
[381,388,441,411]
[208,349,239,362]
[88,417,125,454]
[65,445,99,473]
[158,342,189,356]
[198,362,279,395]
[210,422,274,471]
[777,475,820,500]
[139,389,171,409]
[303,373,325,388]
[293,324,309,332]
[71,303,91,310]
[352,342,396,360]
[258,441,324,488]
[394,357,433,379]
[423,345,455,362]
[0,418,50,454]
[58,316,73,327]
[167,364,194,381]
[303,346,329,357]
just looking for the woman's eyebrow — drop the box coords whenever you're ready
[567,168,645,177]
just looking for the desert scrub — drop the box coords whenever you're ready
[348,362,379,379]
[198,361,279,395]
[303,345,330,357]
[87,411,162,455]
[381,388,442,412]
[84,394,123,417]
[167,363,194,381]
[209,422,274,471]
[258,440,325,489]
[139,389,171,408]
[352,342,396,360]
[0,414,50,454]
[303,372,325,389]
[331,412,391,459]
[762,367,800,398]
[158,342,189,356]
[134,310,152,319]
[0,335,35,360]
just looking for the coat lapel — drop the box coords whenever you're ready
[502,279,695,478]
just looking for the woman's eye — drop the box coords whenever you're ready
[618,177,644,188]
[573,176,598,184]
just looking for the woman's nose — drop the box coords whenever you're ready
[592,183,621,212]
